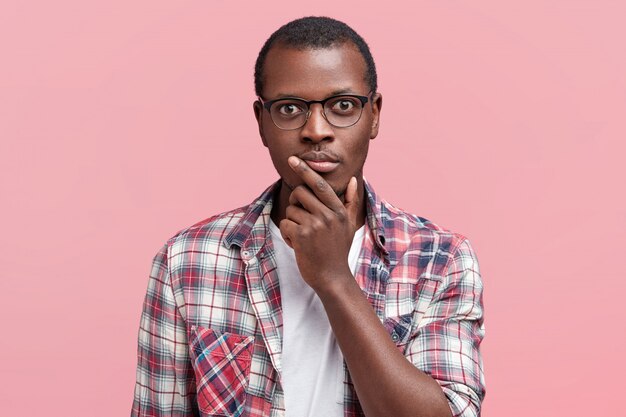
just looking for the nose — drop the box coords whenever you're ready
[300,103,334,143]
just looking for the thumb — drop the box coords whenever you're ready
[344,176,359,224]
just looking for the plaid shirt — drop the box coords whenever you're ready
[131,179,486,417]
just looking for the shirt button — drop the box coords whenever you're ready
[391,333,399,342]
[242,250,250,257]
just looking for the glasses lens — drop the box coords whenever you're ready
[324,96,364,127]
[270,99,308,129]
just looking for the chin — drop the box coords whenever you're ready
[329,180,348,198]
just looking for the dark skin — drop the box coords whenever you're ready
[253,43,453,417]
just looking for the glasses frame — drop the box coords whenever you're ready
[258,91,372,130]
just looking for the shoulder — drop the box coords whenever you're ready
[380,197,467,246]
[154,181,279,263]
[163,204,250,253]
[378,198,475,277]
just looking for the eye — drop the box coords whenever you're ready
[329,97,359,114]
[276,102,305,116]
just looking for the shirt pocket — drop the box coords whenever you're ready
[188,325,255,417]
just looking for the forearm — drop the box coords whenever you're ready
[316,273,453,417]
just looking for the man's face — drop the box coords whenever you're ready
[254,42,382,198]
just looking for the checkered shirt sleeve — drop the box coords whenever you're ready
[131,243,199,417]
[406,238,486,417]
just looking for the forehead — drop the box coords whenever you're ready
[262,43,368,99]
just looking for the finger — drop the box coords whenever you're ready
[343,176,360,225]
[285,203,311,225]
[288,185,329,216]
[279,218,298,249]
[288,156,343,212]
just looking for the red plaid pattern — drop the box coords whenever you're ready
[189,326,254,416]
[131,179,486,417]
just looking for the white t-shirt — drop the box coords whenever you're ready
[269,219,365,417]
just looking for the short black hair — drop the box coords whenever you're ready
[254,16,377,97]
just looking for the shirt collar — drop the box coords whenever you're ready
[224,178,388,258]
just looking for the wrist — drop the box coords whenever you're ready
[313,268,358,301]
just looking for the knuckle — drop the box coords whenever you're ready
[321,212,334,225]
[312,218,325,230]
[315,180,327,191]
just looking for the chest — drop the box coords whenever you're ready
[171,242,442,416]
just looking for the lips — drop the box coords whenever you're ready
[298,151,340,174]
[303,160,340,173]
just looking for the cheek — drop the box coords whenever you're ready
[265,141,297,174]
[345,132,372,163]
[267,148,287,171]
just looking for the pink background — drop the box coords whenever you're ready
[2,1,625,416]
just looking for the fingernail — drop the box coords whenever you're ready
[288,156,300,168]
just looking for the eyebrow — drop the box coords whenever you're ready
[272,88,357,100]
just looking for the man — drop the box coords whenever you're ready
[131,16,485,417]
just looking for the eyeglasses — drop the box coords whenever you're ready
[258,91,372,130]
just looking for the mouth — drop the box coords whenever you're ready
[299,151,340,174]
[303,160,340,173]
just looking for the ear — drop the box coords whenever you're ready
[253,99,268,147]
[369,92,382,140]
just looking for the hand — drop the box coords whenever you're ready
[279,156,361,292]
